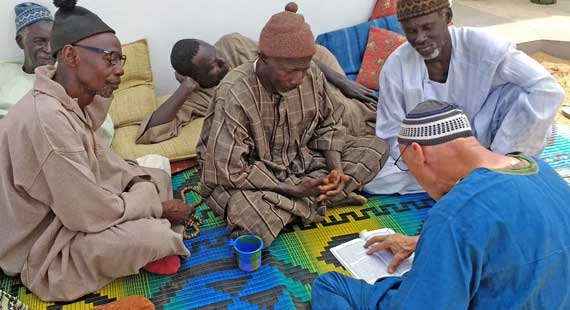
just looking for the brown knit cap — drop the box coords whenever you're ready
[397,0,451,21]
[259,2,316,59]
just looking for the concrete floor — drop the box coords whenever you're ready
[452,0,570,58]
[451,1,570,125]
[455,0,570,23]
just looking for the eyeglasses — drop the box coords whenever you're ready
[393,144,410,172]
[72,43,127,67]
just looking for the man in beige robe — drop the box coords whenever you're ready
[0,1,190,302]
[198,4,388,247]
[136,33,377,144]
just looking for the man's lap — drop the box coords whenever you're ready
[312,272,378,310]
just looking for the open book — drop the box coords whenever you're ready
[330,228,414,284]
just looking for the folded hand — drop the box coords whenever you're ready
[317,169,350,201]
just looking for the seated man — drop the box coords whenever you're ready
[312,100,570,309]
[364,0,565,194]
[197,5,389,247]
[0,1,190,302]
[0,2,115,146]
[136,12,377,144]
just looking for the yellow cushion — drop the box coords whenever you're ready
[119,39,153,90]
[156,95,169,106]
[110,39,156,127]
[111,118,204,161]
[110,85,156,127]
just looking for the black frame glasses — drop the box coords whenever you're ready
[393,144,410,172]
[72,43,127,67]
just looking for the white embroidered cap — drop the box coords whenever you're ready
[398,100,473,146]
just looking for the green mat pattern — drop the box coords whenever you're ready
[1,126,570,309]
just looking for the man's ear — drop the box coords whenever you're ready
[410,142,426,167]
[60,45,79,68]
[15,33,25,50]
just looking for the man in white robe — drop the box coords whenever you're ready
[364,0,565,194]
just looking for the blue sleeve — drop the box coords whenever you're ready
[372,214,481,309]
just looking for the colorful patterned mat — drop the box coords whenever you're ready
[2,127,570,309]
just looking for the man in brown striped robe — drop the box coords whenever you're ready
[136,33,377,144]
[197,4,388,247]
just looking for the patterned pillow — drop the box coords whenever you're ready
[315,16,404,79]
[369,0,398,21]
[356,27,407,90]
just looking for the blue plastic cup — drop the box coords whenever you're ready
[231,234,263,272]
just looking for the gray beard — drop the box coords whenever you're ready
[422,47,441,61]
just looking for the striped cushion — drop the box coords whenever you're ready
[315,16,404,78]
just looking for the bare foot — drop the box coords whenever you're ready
[326,192,368,207]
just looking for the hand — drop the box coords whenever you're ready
[161,199,195,225]
[317,169,350,202]
[337,79,378,104]
[174,72,200,93]
[289,178,329,198]
[364,234,418,273]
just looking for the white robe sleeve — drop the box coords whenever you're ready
[490,48,565,155]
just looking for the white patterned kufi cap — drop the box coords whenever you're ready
[398,100,473,146]
[15,2,53,33]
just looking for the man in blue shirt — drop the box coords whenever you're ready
[312,100,570,309]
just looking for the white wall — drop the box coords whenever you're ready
[1,0,375,95]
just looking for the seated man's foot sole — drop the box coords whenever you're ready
[142,255,181,275]
[327,192,368,208]
[94,296,155,310]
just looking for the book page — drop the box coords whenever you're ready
[330,228,414,284]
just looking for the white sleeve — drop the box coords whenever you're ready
[490,47,565,155]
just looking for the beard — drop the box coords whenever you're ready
[96,85,115,98]
[422,47,440,60]
[418,42,441,61]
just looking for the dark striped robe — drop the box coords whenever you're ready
[136,33,377,144]
[197,61,388,247]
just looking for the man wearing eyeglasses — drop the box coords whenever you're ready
[0,0,190,302]
[0,2,116,147]
[312,101,570,309]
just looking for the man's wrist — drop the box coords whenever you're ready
[179,83,197,97]
[409,236,419,249]
[273,182,296,197]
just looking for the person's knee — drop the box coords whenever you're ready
[129,218,179,251]
[312,272,350,309]
[312,272,344,292]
